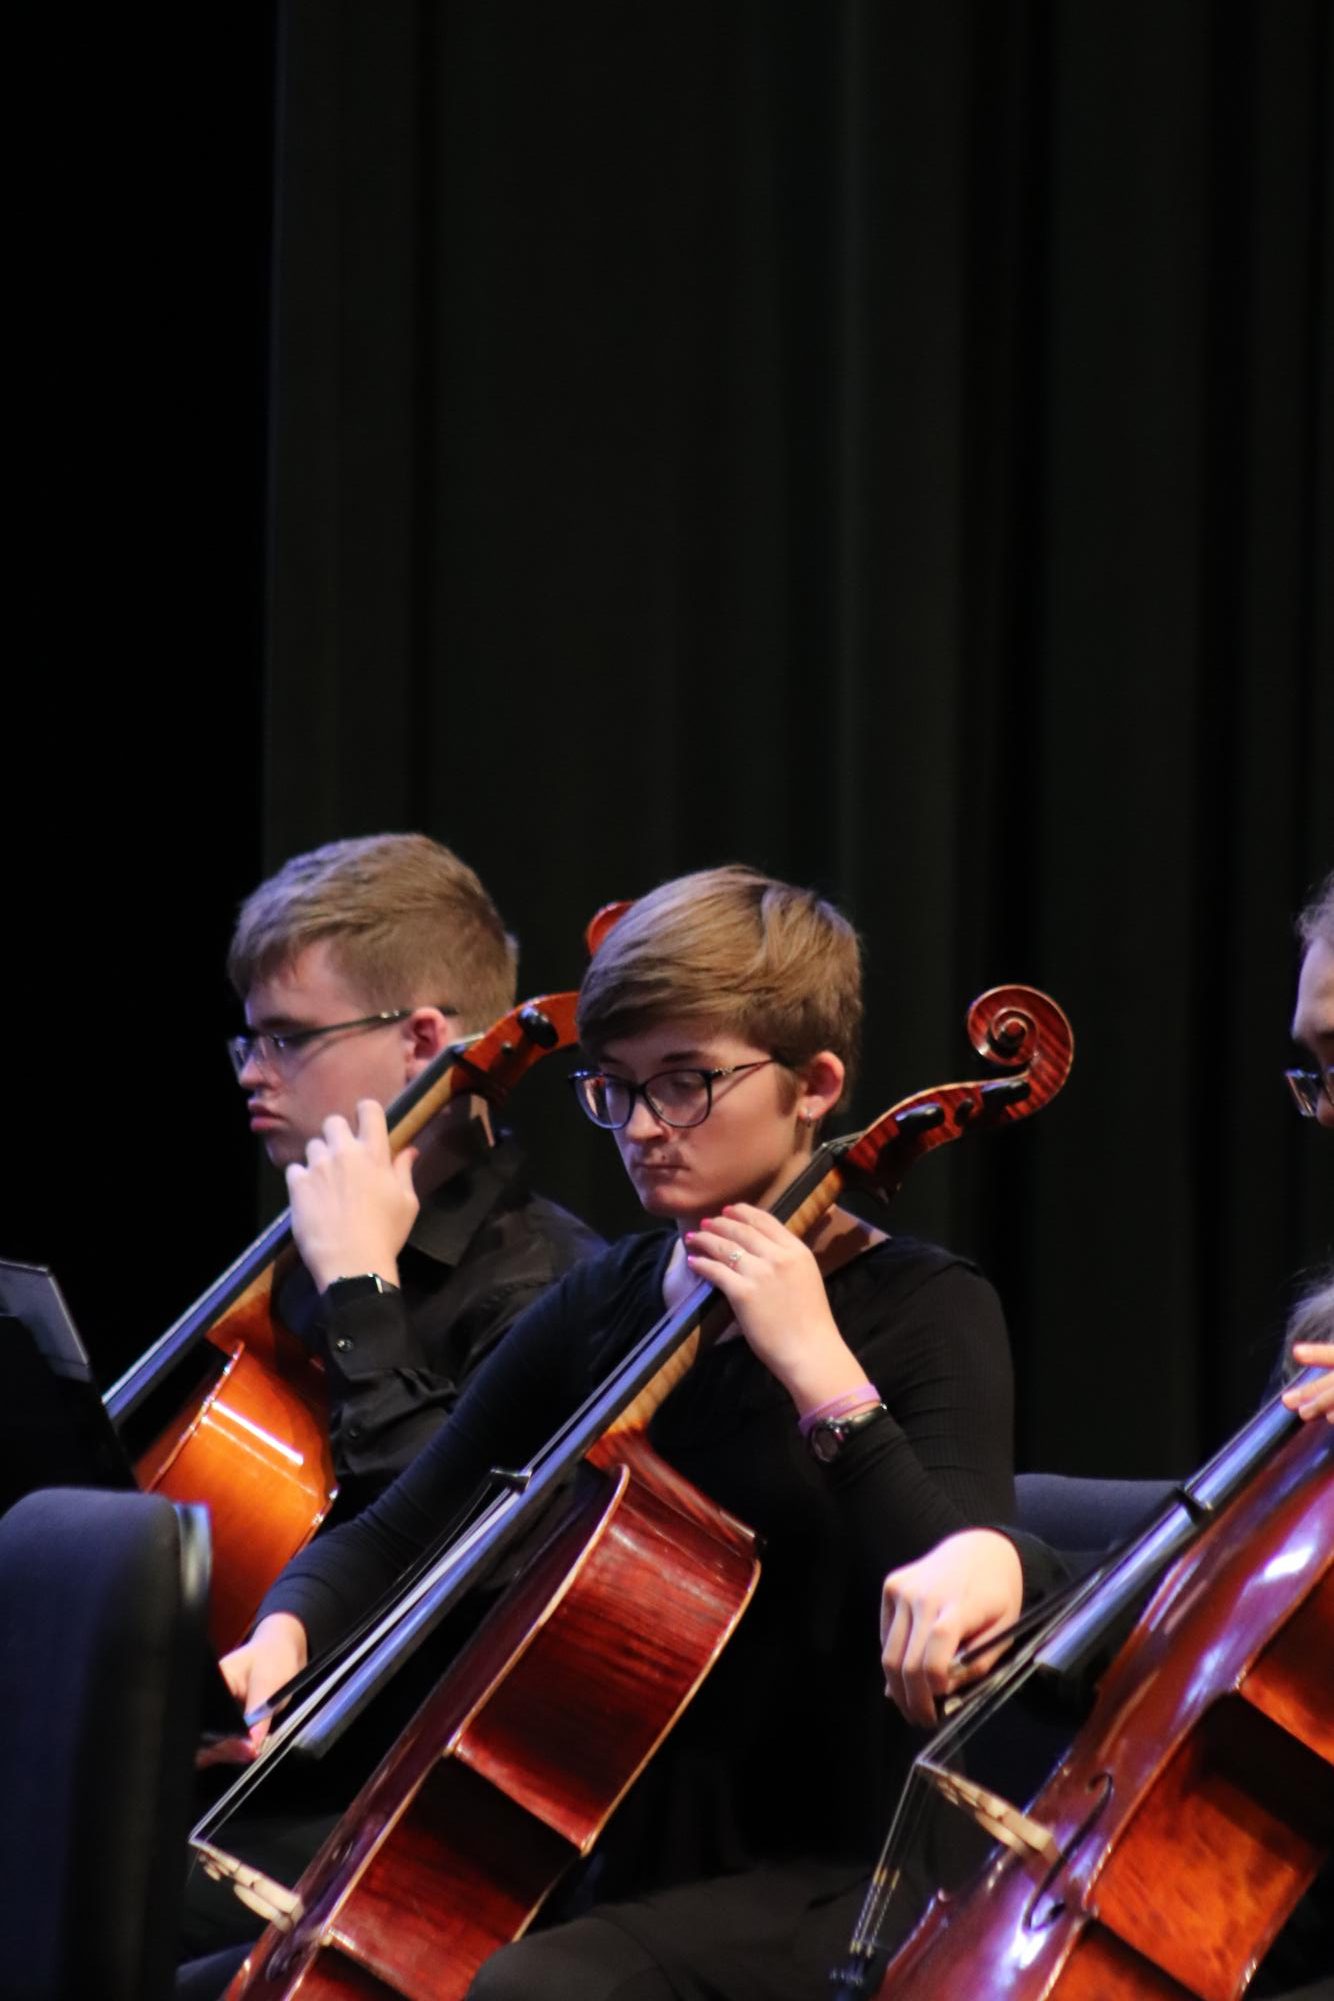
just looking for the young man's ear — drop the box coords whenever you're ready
[402,1007,459,1079]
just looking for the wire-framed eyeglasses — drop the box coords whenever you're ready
[1285,1064,1334,1119]
[568,1058,784,1131]
[227,1010,422,1078]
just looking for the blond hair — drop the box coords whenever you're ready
[1297,870,1334,952]
[576,865,862,1104]
[227,834,518,1031]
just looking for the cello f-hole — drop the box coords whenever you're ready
[1024,1770,1115,1933]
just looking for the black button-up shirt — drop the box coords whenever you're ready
[276,1136,601,1514]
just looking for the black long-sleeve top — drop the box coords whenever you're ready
[263,1228,1039,1886]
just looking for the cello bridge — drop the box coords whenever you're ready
[192,1838,306,1932]
[919,1758,1060,1877]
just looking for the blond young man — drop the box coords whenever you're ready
[227,834,601,1514]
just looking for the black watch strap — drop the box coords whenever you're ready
[807,1401,887,1465]
[321,1273,401,1306]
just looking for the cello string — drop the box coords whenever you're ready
[110,1031,496,1415]
[842,1650,1051,1971]
[199,993,1079,1947]
[208,1039,1060,1814]
[835,1763,937,1981]
[200,1012,1075,1871]
[844,1558,1120,1965]
[843,1408,1297,1964]
[191,1472,527,1843]
[193,1145,861,1842]
[847,1419,1333,1993]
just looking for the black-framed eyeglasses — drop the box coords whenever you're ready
[568,1058,783,1131]
[1285,1064,1334,1118]
[227,1010,424,1078]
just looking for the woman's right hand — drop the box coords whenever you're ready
[197,1612,309,1768]
[881,1529,1024,1729]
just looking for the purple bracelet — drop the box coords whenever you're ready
[796,1381,880,1439]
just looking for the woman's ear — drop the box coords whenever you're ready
[797,1050,845,1126]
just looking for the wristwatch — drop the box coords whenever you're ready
[321,1274,401,1306]
[807,1402,887,1465]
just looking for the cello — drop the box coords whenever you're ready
[834,1367,1333,1997]
[194,985,1076,2000]
[106,991,582,1651]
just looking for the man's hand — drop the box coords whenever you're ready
[287,1098,419,1292]
[881,1529,1024,1729]
[197,1612,309,1767]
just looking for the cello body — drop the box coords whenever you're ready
[199,984,1076,1999]
[870,1414,1333,2000]
[226,1433,760,1999]
[134,1265,336,1657]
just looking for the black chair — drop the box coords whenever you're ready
[1015,1469,1176,1575]
[0,1487,211,2001]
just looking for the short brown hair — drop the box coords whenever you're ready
[576,865,862,1103]
[227,834,518,1031]
[1297,870,1334,952]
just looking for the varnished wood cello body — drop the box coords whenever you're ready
[106,995,580,1651]
[204,985,1076,1999]
[838,1378,1333,1999]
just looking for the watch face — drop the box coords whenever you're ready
[807,1404,885,1464]
[808,1419,846,1465]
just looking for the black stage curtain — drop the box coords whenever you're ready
[10,2,1330,1480]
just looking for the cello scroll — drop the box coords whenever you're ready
[841,984,1074,1203]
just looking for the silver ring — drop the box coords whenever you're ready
[727,1248,743,1269]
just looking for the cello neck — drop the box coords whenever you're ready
[103,1013,557,1427]
[1034,1380,1312,1692]
[104,1207,295,1427]
[272,1139,858,1761]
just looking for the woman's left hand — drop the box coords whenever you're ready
[1284,1344,1334,1424]
[684,1203,863,1409]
